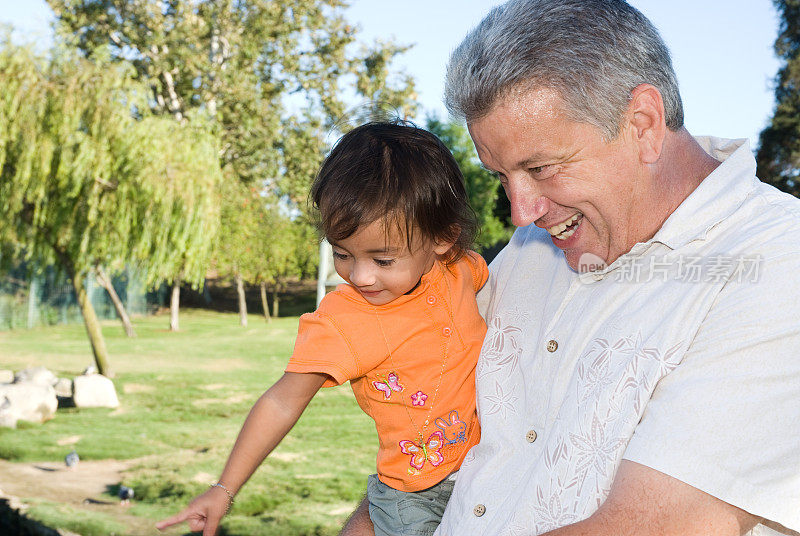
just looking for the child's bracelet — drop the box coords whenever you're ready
[211,482,235,512]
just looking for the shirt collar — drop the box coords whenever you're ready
[648,136,758,250]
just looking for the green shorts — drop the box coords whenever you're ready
[366,473,455,536]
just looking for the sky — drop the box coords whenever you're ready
[0,0,782,148]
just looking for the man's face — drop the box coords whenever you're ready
[468,87,651,271]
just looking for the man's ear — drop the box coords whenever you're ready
[626,84,667,164]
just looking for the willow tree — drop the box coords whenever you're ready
[0,43,221,375]
[757,0,800,196]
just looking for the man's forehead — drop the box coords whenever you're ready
[468,88,584,168]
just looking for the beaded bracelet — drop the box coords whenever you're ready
[211,482,235,513]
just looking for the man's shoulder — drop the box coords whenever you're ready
[717,180,800,258]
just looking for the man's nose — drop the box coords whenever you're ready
[349,262,375,287]
[505,178,550,227]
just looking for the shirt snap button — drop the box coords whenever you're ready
[442,327,452,337]
[546,340,558,352]
[526,430,538,443]
[427,295,436,305]
[473,504,486,517]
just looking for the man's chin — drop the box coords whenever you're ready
[565,251,608,273]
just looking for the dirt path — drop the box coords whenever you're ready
[0,459,170,535]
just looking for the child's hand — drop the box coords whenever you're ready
[155,486,231,536]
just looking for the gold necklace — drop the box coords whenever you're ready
[372,269,456,447]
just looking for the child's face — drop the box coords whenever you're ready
[330,219,452,306]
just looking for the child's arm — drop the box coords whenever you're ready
[156,371,328,536]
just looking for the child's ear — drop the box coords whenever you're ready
[433,225,460,256]
[434,240,455,256]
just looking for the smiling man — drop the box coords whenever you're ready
[339,1,800,535]
[427,0,800,535]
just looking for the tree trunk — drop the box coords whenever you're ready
[235,272,247,327]
[95,266,136,337]
[271,283,280,318]
[170,275,181,332]
[260,281,271,323]
[71,268,112,377]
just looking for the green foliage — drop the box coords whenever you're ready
[353,40,418,122]
[0,43,221,287]
[757,0,800,196]
[426,116,512,250]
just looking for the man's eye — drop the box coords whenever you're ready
[374,258,395,267]
[529,165,553,177]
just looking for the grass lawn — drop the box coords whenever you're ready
[0,309,377,535]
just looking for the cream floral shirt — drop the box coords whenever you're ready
[436,138,800,536]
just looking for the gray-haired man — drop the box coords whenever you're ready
[342,1,800,535]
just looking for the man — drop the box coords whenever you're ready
[342,0,800,534]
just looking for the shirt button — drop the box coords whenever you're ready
[442,326,452,336]
[427,295,436,305]
[473,504,486,517]
[526,430,538,443]
[546,340,558,352]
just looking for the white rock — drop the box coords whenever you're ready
[0,383,58,427]
[0,369,14,384]
[54,378,73,398]
[73,374,119,408]
[14,366,57,387]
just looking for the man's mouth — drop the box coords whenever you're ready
[547,213,583,240]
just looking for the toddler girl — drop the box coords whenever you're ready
[157,121,488,536]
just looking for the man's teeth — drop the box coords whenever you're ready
[548,214,582,240]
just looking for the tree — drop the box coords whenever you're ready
[0,43,221,375]
[757,0,800,196]
[426,116,512,251]
[49,0,418,325]
[353,40,418,122]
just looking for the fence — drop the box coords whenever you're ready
[0,264,160,331]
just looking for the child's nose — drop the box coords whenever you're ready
[349,262,376,287]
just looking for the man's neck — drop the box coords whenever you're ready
[653,127,721,223]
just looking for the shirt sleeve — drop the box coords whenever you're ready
[623,251,800,531]
[465,250,489,293]
[285,309,361,388]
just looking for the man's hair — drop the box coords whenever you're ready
[445,0,684,138]
[311,121,477,261]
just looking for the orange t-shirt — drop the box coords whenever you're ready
[286,251,488,492]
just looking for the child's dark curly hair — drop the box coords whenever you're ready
[311,121,477,262]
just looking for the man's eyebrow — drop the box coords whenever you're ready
[478,153,555,173]
[514,153,552,169]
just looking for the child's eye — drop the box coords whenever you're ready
[374,258,395,267]
[332,251,349,260]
